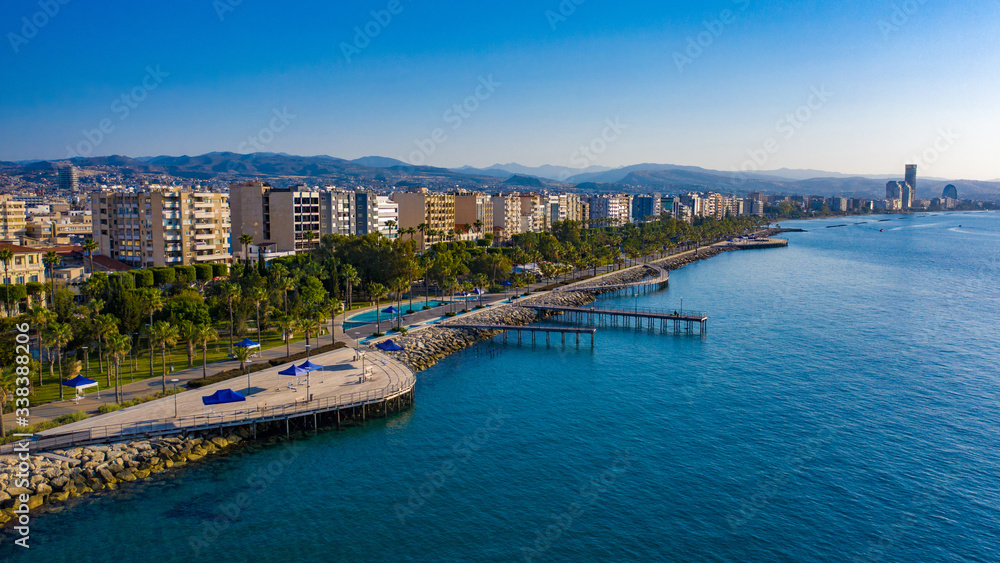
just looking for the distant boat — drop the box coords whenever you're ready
[879,229,883,232]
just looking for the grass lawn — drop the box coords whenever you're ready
[27,328,316,406]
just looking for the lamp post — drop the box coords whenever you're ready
[170,378,180,418]
[680,297,684,316]
[304,343,312,401]
[305,343,311,360]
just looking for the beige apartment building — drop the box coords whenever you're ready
[0,196,27,240]
[392,189,456,250]
[491,194,522,241]
[454,193,493,236]
[25,214,93,243]
[0,242,45,285]
[230,182,321,255]
[92,186,231,267]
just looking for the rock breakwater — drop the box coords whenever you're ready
[0,429,250,525]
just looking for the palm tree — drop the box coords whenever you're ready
[0,248,13,317]
[0,366,17,438]
[150,320,179,394]
[473,219,484,237]
[367,282,388,333]
[82,238,99,276]
[194,324,218,379]
[404,227,417,242]
[107,333,130,403]
[273,275,294,315]
[239,234,254,267]
[220,282,239,351]
[49,322,72,400]
[43,250,62,307]
[303,230,316,250]
[391,276,407,328]
[26,305,52,387]
[326,300,343,347]
[141,288,164,380]
[297,315,321,348]
[94,314,118,387]
[385,220,397,239]
[249,285,268,344]
[417,222,429,248]
[342,264,360,312]
[233,344,252,393]
[275,314,295,358]
[178,320,199,368]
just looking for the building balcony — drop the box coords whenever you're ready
[195,253,230,262]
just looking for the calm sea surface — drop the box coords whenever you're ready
[5,212,999,562]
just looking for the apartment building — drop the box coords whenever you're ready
[0,195,27,241]
[376,196,399,239]
[588,194,632,225]
[91,186,231,267]
[392,189,456,250]
[230,182,322,254]
[518,193,546,233]
[454,193,493,236]
[0,242,45,285]
[491,194,522,241]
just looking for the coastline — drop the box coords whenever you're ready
[0,231,774,530]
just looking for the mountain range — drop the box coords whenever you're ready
[3,152,998,200]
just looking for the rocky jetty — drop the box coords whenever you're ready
[0,429,249,525]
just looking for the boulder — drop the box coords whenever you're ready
[50,475,70,490]
[210,437,228,448]
[34,483,53,497]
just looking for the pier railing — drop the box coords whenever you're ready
[6,357,416,454]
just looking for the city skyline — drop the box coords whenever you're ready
[2,0,998,180]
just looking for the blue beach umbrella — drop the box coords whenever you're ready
[64,375,100,398]
[235,338,260,348]
[279,364,309,377]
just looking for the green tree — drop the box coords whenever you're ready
[82,238,99,276]
[342,264,360,312]
[0,367,17,438]
[178,320,199,368]
[43,250,62,307]
[220,282,239,351]
[0,248,13,317]
[107,333,131,403]
[275,314,295,358]
[368,282,388,333]
[48,322,73,400]
[150,321,179,394]
[194,324,218,379]
[93,314,118,387]
[249,285,268,344]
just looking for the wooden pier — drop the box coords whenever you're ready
[523,304,708,335]
[445,324,597,346]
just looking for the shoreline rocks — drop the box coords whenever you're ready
[0,429,249,526]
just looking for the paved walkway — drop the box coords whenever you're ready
[3,235,746,431]
[32,346,409,440]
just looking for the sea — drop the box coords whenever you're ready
[4,211,999,562]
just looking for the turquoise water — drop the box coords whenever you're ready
[4,212,1000,562]
[344,301,450,329]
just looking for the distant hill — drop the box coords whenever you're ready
[351,156,409,168]
[503,175,546,188]
[454,162,611,181]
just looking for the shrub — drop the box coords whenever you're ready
[174,265,196,284]
[98,403,122,414]
[152,267,176,286]
[212,264,229,278]
[194,264,214,282]
[132,269,155,288]
[111,272,135,290]
[422,305,432,310]
[445,312,457,317]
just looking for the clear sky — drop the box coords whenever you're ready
[1,0,998,179]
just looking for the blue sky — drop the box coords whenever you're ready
[1,0,998,179]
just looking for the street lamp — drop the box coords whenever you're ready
[305,343,311,360]
[170,378,180,417]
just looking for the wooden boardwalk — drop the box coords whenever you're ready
[558,264,670,293]
[523,304,709,334]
